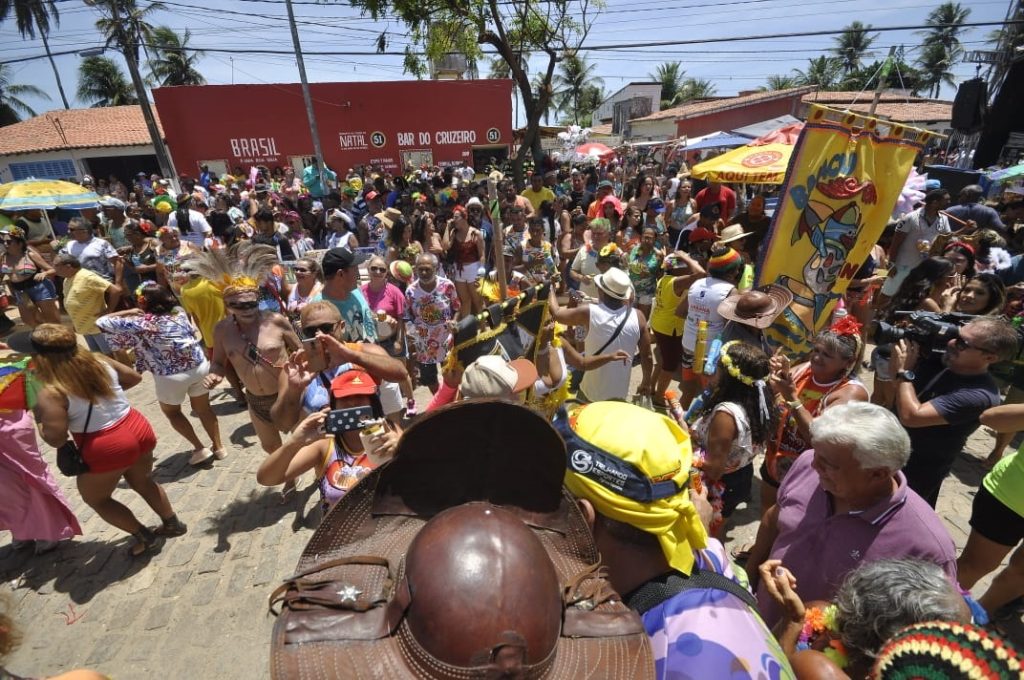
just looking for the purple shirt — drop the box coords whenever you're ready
[756,451,957,626]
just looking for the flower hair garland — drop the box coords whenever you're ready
[720,340,772,423]
[797,604,849,669]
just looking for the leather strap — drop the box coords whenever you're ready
[593,307,631,357]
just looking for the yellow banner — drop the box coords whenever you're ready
[756,105,939,355]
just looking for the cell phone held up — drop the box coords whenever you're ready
[301,337,327,373]
[325,406,374,435]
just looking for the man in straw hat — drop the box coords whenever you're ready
[549,266,654,402]
[558,400,793,677]
[718,283,794,355]
[269,400,655,678]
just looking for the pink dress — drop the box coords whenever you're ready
[0,410,82,541]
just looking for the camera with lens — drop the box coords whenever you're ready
[872,311,976,352]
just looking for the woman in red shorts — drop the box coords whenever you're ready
[17,324,186,557]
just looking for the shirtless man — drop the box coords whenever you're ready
[203,280,300,453]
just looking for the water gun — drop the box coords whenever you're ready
[693,320,708,373]
[703,337,722,376]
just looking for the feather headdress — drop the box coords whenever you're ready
[194,242,279,297]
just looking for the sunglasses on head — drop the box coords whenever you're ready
[302,321,337,339]
[227,300,258,310]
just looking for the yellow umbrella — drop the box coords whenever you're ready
[0,178,100,211]
[690,143,794,184]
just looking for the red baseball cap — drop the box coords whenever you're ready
[330,370,378,399]
[688,227,717,244]
[365,190,379,201]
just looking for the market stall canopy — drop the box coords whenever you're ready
[749,122,804,146]
[730,115,801,140]
[683,131,753,151]
[0,178,100,211]
[986,163,1024,184]
[690,122,804,184]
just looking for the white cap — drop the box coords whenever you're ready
[460,355,538,399]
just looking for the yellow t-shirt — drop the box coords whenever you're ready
[63,269,111,335]
[983,446,1024,519]
[179,278,226,348]
[650,274,685,336]
[521,186,556,214]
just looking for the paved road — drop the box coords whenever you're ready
[2,366,1023,678]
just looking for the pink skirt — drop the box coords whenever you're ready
[0,410,81,541]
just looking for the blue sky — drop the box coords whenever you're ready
[0,0,1012,119]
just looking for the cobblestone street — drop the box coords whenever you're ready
[2,367,1023,678]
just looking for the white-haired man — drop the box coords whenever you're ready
[745,401,957,626]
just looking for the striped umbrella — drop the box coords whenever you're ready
[0,178,101,211]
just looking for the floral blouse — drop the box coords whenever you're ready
[96,310,206,376]
[405,276,460,364]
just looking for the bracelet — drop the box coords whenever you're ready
[787,399,805,411]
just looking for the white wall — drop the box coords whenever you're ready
[0,145,156,183]
[626,118,677,142]
[595,84,661,123]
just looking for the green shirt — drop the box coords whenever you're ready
[984,445,1024,518]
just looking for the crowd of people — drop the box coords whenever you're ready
[3,155,1024,679]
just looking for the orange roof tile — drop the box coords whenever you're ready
[0,106,163,157]
[631,86,815,122]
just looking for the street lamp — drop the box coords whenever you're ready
[77,45,176,183]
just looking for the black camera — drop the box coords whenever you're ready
[872,311,976,352]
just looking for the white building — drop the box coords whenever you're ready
[593,82,662,125]
[0,106,162,184]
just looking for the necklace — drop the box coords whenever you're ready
[231,315,279,369]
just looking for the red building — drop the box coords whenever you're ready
[152,80,513,177]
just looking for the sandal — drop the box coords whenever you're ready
[153,515,188,538]
[279,480,297,505]
[129,527,165,558]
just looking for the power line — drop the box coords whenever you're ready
[2,19,1019,65]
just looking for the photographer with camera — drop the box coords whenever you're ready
[870,257,956,409]
[890,316,1019,507]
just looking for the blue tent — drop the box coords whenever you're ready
[684,133,753,151]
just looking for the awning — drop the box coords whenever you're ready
[684,132,753,151]
[730,115,801,140]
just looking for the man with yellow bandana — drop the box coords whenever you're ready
[558,401,794,679]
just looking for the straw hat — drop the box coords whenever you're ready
[717,223,754,245]
[717,284,793,329]
[594,267,633,301]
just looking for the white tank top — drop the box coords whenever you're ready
[581,302,640,402]
[66,364,131,433]
[682,277,735,351]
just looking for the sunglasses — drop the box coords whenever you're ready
[227,300,259,310]
[369,266,387,274]
[302,321,337,339]
[293,267,310,274]
[952,337,992,354]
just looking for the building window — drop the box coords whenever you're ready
[9,159,76,181]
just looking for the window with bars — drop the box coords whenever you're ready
[9,159,77,181]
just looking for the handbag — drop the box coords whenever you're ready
[56,401,93,477]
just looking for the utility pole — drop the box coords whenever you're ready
[285,0,325,190]
[868,45,898,116]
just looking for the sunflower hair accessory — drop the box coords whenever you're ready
[599,243,620,258]
[720,340,772,423]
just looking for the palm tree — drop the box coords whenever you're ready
[762,74,801,91]
[794,55,843,89]
[148,26,205,86]
[916,42,958,98]
[651,61,686,108]
[920,2,971,52]
[0,0,69,108]
[832,21,878,73]
[76,56,138,107]
[85,0,167,65]
[677,78,716,103]
[552,52,603,125]
[0,63,50,126]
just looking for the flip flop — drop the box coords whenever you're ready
[730,543,754,563]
